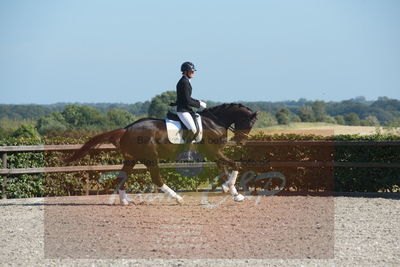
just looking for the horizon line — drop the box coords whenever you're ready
[0,96,398,106]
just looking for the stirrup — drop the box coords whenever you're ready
[178,150,194,162]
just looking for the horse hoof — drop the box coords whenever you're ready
[120,199,130,206]
[120,198,134,206]
[233,194,244,202]
[222,183,229,193]
[176,195,184,205]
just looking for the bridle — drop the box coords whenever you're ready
[202,108,252,139]
[202,108,235,132]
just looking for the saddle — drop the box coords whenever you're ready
[164,110,203,144]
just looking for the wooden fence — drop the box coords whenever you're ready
[1,141,399,199]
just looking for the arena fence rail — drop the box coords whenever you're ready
[1,141,399,199]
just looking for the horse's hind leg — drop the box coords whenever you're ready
[146,162,183,205]
[114,160,136,205]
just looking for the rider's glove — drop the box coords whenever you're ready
[199,101,207,108]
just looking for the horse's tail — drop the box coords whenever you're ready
[64,129,126,163]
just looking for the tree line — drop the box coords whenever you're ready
[1,94,399,139]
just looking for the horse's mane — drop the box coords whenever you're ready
[200,103,253,115]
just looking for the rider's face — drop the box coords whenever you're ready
[186,70,195,78]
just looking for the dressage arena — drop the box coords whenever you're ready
[0,192,399,266]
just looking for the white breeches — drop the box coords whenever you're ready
[177,112,197,134]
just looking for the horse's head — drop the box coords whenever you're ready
[201,103,260,145]
[232,107,260,145]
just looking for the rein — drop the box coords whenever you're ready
[201,108,251,139]
[202,108,235,132]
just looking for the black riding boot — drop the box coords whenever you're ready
[179,130,196,162]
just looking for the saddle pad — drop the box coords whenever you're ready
[164,115,203,144]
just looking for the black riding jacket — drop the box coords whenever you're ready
[176,76,200,112]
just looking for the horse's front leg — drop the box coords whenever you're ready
[215,151,244,202]
[221,170,244,202]
[215,150,239,169]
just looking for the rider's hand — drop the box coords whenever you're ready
[199,101,207,108]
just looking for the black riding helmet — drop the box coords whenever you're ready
[181,62,196,72]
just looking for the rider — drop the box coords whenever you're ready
[176,61,207,143]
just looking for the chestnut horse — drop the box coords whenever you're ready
[65,103,259,205]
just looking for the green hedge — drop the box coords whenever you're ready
[238,132,400,193]
[1,132,399,198]
[0,137,45,198]
[333,134,400,192]
[0,134,217,198]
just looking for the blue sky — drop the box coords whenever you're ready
[0,0,399,104]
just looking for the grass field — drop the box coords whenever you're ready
[250,122,394,136]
